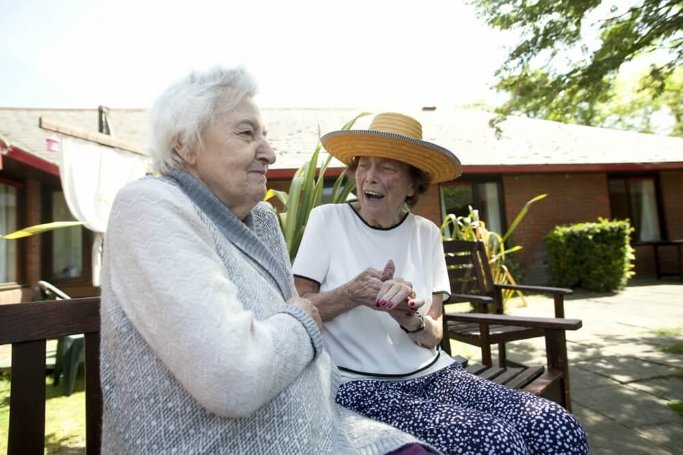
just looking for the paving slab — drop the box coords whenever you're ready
[631,421,683,454]
[572,404,673,455]
[570,364,621,390]
[574,355,680,384]
[573,382,679,426]
[625,376,683,401]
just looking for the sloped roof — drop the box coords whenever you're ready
[1,107,681,175]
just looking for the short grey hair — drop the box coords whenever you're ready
[148,66,258,175]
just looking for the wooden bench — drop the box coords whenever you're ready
[0,297,101,455]
[0,296,580,453]
[441,239,582,411]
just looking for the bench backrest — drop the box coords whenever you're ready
[443,239,501,313]
[0,297,102,455]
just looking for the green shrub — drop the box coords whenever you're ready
[546,218,635,292]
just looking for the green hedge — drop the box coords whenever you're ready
[546,218,635,292]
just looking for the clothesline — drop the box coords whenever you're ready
[39,117,147,156]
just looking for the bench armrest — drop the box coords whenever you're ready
[446,293,495,305]
[495,283,573,296]
[444,312,582,331]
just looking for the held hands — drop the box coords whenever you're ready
[376,260,425,331]
[287,296,323,330]
[341,259,423,326]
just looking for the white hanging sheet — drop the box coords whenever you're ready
[58,136,149,285]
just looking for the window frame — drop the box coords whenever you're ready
[607,173,667,243]
[440,176,507,237]
[0,177,24,285]
[41,186,93,287]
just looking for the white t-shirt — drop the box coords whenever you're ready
[293,203,454,380]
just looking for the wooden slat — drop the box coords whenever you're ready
[477,366,505,381]
[446,313,583,330]
[8,340,47,455]
[465,363,490,376]
[84,332,102,455]
[445,256,475,267]
[446,321,545,344]
[0,297,100,343]
[522,370,563,396]
[488,367,524,385]
[496,283,572,295]
[505,366,545,390]
[464,363,546,391]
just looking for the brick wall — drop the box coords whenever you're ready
[412,185,442,223]
[502,173,611,284]
[25,179,42,288]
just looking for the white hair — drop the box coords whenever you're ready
[148,66,258,175]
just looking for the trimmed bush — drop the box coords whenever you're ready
[546,218,635,292]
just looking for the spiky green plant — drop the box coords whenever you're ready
[441,194,547,302]
[266,113,369,261]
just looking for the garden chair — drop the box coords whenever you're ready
[37,280,85,396]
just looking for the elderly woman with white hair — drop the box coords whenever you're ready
[100,67,436,454]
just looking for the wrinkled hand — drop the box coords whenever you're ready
[288,296,322,330]
[375,260,419,311]
[341,267,386,308]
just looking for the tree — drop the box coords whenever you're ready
[470,0,683,136]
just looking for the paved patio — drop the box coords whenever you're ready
[504,279,683,454]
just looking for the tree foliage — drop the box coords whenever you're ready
[470,0,683,136]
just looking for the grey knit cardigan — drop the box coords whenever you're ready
[100,171,425,454]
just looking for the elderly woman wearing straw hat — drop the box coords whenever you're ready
[293,113,589,455]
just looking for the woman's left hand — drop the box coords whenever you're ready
[385,299,425,329]
[375,259,417,310]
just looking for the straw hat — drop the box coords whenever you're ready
[320,112,462,183]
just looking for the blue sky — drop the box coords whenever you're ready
[0,0,512,109]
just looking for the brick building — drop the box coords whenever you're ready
[1,106,681,300]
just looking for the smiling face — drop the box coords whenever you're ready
[178,96,275,219]
[354,156,415,228]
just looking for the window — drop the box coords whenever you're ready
[441,180,504,235]
[0,182,18,282]
[608,176,663,242]
[49,191,84,279]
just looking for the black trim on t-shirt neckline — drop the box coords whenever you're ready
[346,201,410,231]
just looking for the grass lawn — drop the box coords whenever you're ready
[0,369,86,454]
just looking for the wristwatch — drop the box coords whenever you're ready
[400,312,425,334]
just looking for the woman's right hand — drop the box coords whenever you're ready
[341,268,386,308]
[288,296,323,330]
